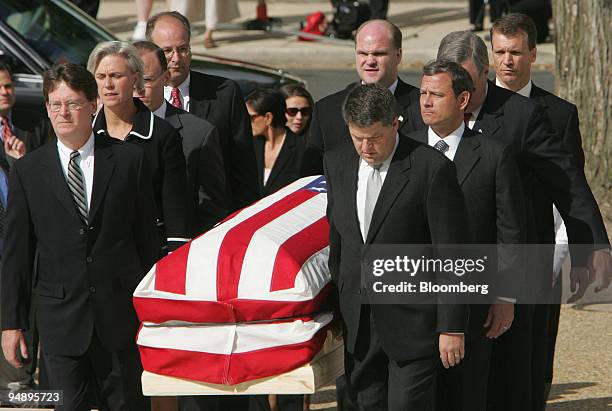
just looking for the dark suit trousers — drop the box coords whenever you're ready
[344,307,438,411]
[436,307,492,411]
[44,332,147,411]
[487,304,535,411]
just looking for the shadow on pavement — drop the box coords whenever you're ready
[546,397,612,410]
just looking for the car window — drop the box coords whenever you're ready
[0,0,112,66]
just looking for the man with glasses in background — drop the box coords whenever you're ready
[147,11,260,211]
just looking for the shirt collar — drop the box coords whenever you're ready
[469,82,488,121]
[359,132,399,172]
[152,100,167,119]
[360,78,399,95]
[92,98,154,140]
[427,122,465,159]
[495,77,532,97]
[165,72,190,98]
[57,131,95,158]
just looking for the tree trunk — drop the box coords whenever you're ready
[553,0,611,204]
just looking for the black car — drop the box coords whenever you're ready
[0,0,303,119]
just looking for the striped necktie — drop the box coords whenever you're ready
[67,151,88,225]
[1,117,9,143]
[433,139,449,154]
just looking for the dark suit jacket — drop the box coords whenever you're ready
[301,77,420,176]
[404,81,609,264]
[408,127,527,331]
[164,103,228,233]
[325,135,468,361]
[1,135,159,356]
[530,83,584,169]
[254,129,306,197]
[188,70,259,211]
[93,99,191,252]
[530,84,586,246]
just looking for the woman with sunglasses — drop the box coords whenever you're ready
[87,41,191,256]
[246,89,306,199]
[279,84,314,137]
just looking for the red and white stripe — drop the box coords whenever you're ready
[133,176,334,384]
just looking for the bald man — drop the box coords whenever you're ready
[300,19,420,177]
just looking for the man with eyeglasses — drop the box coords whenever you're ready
[1,63,159,410]
[134,41,228,232]
[146,11,260,211]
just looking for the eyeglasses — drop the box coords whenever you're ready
[48,101,87,113]
[286,107,312,117]
[249,113,263,121]
[143,71,165,86]
[162,46,191,58]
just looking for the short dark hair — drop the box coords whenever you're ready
[133,41,168,72]
[491,13,537,50]
[422,60,475,96]
[278,84,314,109]
[355,19,402,49]
[43,63,98,103]
[0,61,13,81]
[245,89,287,128]
[342,83,397,127]
[146,11,191,42]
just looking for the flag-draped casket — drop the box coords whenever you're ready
[134,176,333,385]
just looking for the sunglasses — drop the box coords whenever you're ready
[286,107,312,117]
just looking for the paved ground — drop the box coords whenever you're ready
[95,2,612,409]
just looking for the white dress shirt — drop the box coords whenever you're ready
[164,73,191,111]
[427,122,465,161]
[57,133,95,209]
[496,77,532,98]
[356,134,399,241]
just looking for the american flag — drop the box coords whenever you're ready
[134,176,334,385]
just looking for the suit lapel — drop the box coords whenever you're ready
[395,79,419,133]
[88,138,115,224]
[164,104,184,131]
[41,144,80,219]
[266,133,295,190]
[189,74,213,119]
[338,151,362,243]
[474,81,503,136]
[366,140,411,243]
[453,130,481,186]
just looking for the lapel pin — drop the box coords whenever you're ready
[398,115,404,123]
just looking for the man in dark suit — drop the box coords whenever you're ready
[135,41,228,233]
[489,13,586,410]
[326,83,468,410]
[1,63,159,410]
[408,60,526,411]
[301,19,421,177]
[404,30,611,411]
[146,11,259,211]
[0,62,50,167]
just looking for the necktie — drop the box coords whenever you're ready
[67,151,88,225]
[170,87,183,110]
[1,117,9,143]
[433,139,450,154]
[463,112,472,128]
[363,164,382,239]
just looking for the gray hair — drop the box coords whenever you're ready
[87,41,145,93]
[422,60,475,96]
[342,84,397,128]
[437,31,489,75]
